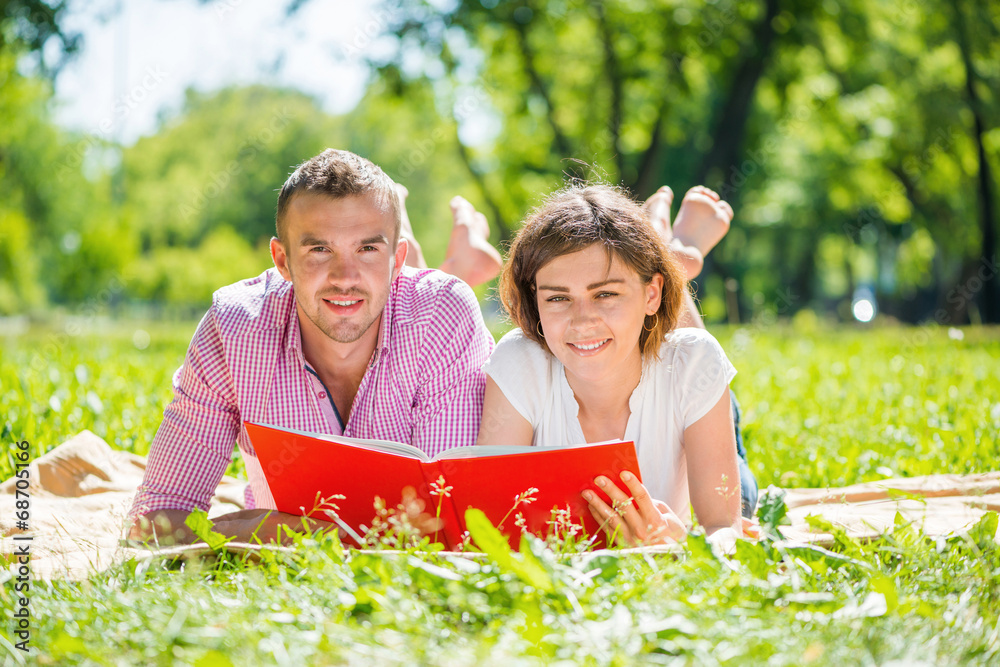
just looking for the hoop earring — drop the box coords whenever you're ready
[642,313,658,332]
[536,321,545,338]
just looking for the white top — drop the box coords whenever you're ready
[483,327,737,515]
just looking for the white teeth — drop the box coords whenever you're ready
[329,300,359,306]
[573,340,607,351]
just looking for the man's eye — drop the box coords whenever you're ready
[309,246,329,253]
[597,292,618,298]
[546,296,568,302]
[360,246,379,252]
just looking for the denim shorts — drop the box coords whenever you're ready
[731,391,758,519]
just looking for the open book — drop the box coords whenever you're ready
[245,422,641,549]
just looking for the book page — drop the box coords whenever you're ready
[434,439,626,460]
[251,423,431,462]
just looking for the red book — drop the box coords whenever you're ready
[245,422,641,550]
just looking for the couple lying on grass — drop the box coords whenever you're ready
[128,148,757,549]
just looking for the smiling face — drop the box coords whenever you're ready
[270,192,407,349]
[535,244,663,386]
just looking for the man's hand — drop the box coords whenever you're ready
[582,471,688,546]
[128,509,198,546]
[395,485,445,538]
[210,509,335,545]
[128,508,335,547]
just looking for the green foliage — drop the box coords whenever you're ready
[2,323,1000,662]
[3,322,998,487]
[4,1,1000,320]
[122,86,334,249]
[372,0,1000,321]
[716,324,1000,488]
[342,77,487,267]
[184,509,234,551]
[465,508,553,592]
[755,485,789,537]
[0,67,490,312]
[6,507,1000,664]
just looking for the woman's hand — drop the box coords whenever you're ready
[582,471,687,546]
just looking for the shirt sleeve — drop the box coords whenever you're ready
[409,279,495,453]
[482,328,552,427]
[668,328,738,430]
[127,309,240,523]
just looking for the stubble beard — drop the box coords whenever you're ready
[312,297,372,345]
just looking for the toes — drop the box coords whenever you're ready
[686,185,720,202]
[718,200,734,222]
[645,186,674,209]
[450,196,476,223]
[450,196,491,238]
[644,188,674,230]
[474,211,490,236]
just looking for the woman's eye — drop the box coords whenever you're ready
[546,296,567,302]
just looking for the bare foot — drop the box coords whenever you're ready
[672,186,733,258]
[438,196,503,287]
[644,186,704,281]
[396,184,428,269]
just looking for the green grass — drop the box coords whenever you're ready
[2,321,1000,665]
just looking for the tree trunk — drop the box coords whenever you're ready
[954,0,1000,323]
[694,0,781,197]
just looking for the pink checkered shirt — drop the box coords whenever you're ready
[128,266,494,522]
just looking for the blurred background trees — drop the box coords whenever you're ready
[1,0,997,324]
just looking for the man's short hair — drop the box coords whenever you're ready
[275,149,401,244]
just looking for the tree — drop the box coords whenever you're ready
[359,0,999,323]
[0,0,79,74]
[0,43,124,312]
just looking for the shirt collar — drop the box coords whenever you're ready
[369,284,392,367]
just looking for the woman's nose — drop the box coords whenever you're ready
[569,299,599,324]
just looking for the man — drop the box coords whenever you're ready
[128,149,498,544]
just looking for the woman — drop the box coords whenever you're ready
[478,183,754,546]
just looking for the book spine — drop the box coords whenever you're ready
[422,460,465,550]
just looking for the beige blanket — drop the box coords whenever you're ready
[0,431,246,581]
[2,431,997,580]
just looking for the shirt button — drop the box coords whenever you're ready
[318,392,326,399]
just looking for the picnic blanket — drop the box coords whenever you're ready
[2,431,998,580]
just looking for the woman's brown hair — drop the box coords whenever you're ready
[498,183,686,361]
